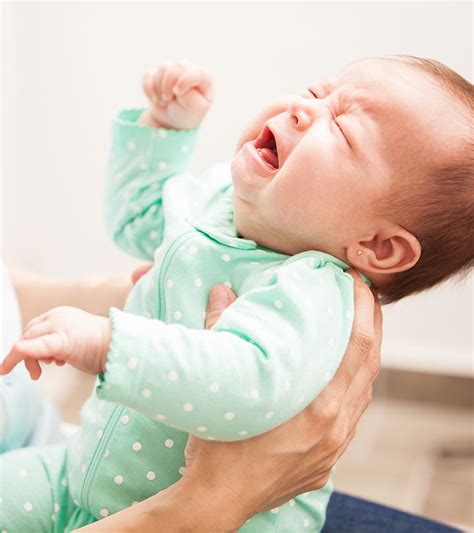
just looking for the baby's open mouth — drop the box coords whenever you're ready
[254,127,279,170]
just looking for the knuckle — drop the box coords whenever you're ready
[354,333,374,353]
[320,397,340,422]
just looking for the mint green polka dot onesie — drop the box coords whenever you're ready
[0,109,366,533]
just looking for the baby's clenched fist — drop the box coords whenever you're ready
[139,60,214,130]
[0,306,111,380]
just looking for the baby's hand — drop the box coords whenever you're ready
[0,307,111,380]
[139,60,214,130]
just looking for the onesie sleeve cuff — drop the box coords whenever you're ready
[96,306,167,405]
[110,108,199,171]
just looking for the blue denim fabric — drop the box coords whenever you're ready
[323,492,461,532]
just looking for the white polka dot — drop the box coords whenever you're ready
[173,311,182,320]
[132,442,142,452]
[327,306,334,315]
[104,449,110,458]
[146,471,156,481]
[183,403,193,412]
[221,254,230,262]
[127,141,136,151]
[223,281,232,289]
[19,468,28,478]
[303,519,310,528]
[224,412,235,420]
[149,230,158,240]
[270,507,279,514]
[238,430,248,436]
[165,439,174,448]
[51,514,56,522]
[251,261,260,265]
[345,309,354,319]
[178,466,187,475]
[61,478,67,487]
[167,371,178,381]
[181,145,190,153]
[274,299,283,309]
[127,358,138,369]
[100,508,109,517]
[188,245,197,254]
[158,129,168,138]
[324,372,331,382]
[158,161,168,170]
[114,475,124,485]
[194,277,202,287]
[249,388,259,399]
[23,502,33,512]
[289,499,296,507]
[264,269,272,275]
[197,426,207,432]
[155,414,166,420]
[141,388,152,398]
[121,415,130,425]
[81,464,87,473]
[209,383,219,393]
[265,411,274,420]
[96,430,103,439]
[207,437,216,441]
[166,279,174,288]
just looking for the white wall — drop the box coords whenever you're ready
[2,2,472,375]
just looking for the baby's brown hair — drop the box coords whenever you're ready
[377,55,473,304]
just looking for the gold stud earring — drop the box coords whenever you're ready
[356,250,363,256]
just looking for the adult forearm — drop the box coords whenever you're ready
[75,478,245,532]
[8,265,131,327]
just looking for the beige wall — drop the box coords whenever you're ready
[2,2,472,375]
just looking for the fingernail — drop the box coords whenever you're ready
[209,285,229,312]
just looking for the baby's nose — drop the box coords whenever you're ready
[287,95,330,130]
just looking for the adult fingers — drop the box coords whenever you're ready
[329,270,376,394]
[205,285,237,330]
[131,263,153,285]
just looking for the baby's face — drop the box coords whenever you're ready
[231,58,459,259]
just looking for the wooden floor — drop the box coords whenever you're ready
[41,365,474,531]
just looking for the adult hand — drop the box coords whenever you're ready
[182,270,382,523]
[76,269,382,532]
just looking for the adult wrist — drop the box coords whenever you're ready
[156,477,250,531]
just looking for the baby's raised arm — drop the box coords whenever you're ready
[104,61,213,260]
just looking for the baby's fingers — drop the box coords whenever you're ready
[1,333,65,375]
[161,62,188,102]
[173,67,214,101]
[25,357,42,380]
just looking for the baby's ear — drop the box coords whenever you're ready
[347,226,421,276]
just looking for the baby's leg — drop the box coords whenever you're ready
[0,443,95,532]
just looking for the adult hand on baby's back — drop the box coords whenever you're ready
[139,60,214,130]
[182,271,382,524]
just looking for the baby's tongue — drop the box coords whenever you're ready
[257,147,278,169]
